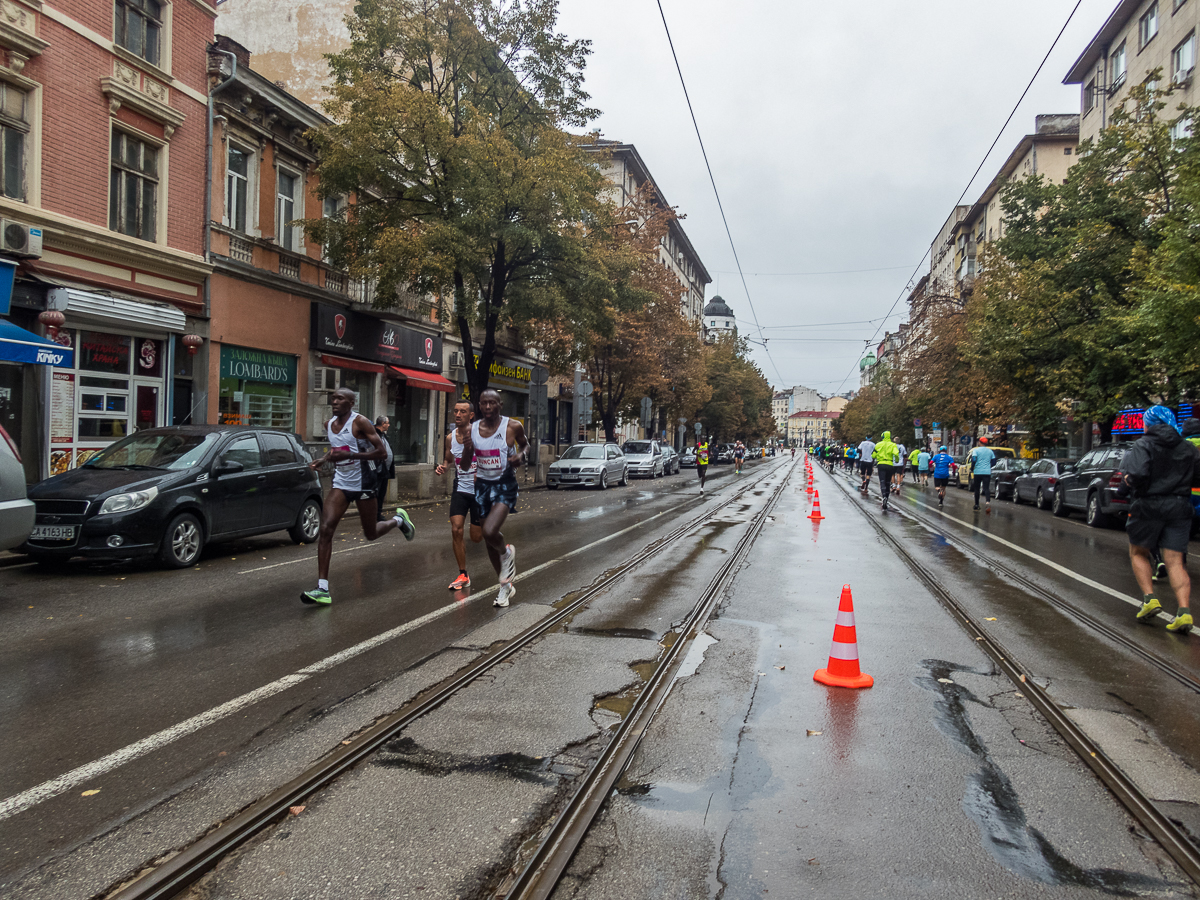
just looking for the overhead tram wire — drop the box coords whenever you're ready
[831,0,1086,396]
[654,0,785,385]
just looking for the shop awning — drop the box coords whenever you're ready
[320,354,385,374]
[388,365,456,393]
[0,319,73,366]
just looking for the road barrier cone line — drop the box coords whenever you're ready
[808,490,825,519]
[814,585,874,689]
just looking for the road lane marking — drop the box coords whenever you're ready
[0,509,673,821]
[904,494,1143,609]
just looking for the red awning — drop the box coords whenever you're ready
[321,354,385,374]
[388,366,456,393]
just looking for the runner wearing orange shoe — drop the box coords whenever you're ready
[437,398,484,590]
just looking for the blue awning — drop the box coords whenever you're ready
[0,318,73,366]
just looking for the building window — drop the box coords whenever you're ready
[1171,116,1193,142]
[1139,3,1159,49]
[1084,79,1097,113]
[109,129,157,241]
[114,0,163,67]
[1065,146,1073,155]
[1176,0,1188,12]
[1173,32,1195,82]
[1110,42,1126,89]
[276,168,299,251]
[0,83,27,201]
[225,145,250,233]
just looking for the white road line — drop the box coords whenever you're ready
[0,509,673,821]
[238,542,374,575]
[906,495,1143,608]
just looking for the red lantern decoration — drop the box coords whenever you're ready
[181,333,204,357]
[38,309,65,341]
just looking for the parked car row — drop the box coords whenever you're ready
[545,440,688,490]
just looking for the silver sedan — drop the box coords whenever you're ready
[547,443,628,490]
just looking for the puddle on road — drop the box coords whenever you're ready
[374,736,555,785]
[918,659,1174,894]
[675,632,717,679]
[570,626,659,641]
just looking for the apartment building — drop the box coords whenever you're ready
[0,0,217,480]
[206,37,455,499]
[1066,0,1199,145]
[787,410,839,446]
[582,139,712,324]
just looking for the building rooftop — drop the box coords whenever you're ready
[704,295,734,318]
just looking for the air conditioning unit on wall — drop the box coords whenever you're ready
[312,367,338,392]
[0,219,42,258]
[448,350,466,368]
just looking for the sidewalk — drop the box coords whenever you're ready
[556,463,1193,898]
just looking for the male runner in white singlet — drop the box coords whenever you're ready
[435,398,483,590]
[458,389,529,607]
[301,388,415,606]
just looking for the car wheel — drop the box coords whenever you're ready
[1052,490,1070,518]
[1086,492,1113,528]
[1036,488,1047,510]
[598,470,608,490]
[619,467,628,486]
[289,498,321,544]
[159,512,204,568]
[1012,486,1023,505]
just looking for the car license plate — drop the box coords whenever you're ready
[31,525,76,541]
[560,475,579,482]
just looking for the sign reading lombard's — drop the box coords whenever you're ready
[220,345,298,384]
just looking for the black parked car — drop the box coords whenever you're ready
[22,426,323,568]
[1012,458,1078,509]
[992,457,1033,501]
[1051,442,1133,527]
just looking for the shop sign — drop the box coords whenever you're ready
[310,302,441,371]
[220,345,298,385]
[478,355,532,391]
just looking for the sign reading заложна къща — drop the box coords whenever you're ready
[309,302,442,371]
[220,345,297,385]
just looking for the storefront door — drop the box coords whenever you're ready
[133,381,162,432]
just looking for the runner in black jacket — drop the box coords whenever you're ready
[1124,406,1199,633]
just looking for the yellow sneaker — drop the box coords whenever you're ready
[1166,612,1193,634]
[1136,597,1162,621]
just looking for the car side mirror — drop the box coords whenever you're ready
[214,460,244,476]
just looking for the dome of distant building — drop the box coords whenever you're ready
[859,352,877,371]
[704,296,734,318]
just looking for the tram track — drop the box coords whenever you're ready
[104,459,794,900]
[827,466,1200,886]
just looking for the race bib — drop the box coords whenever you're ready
[475,447,506,479]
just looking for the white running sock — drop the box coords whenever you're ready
[318,579,329,591]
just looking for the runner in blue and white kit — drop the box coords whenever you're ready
[931,445,954,509]
[459,389,530,607]
[302,387,415,606]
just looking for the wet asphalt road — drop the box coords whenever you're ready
[0,461,735,884]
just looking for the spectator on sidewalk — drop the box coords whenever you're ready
[374,416,394,522]
[1126,405,1199,634]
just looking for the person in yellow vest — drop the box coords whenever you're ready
[696,437,711,494]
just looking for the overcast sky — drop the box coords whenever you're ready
[554,0,1115,396]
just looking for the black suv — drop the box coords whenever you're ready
[22,426,323,568]
[1051,442,1133,527]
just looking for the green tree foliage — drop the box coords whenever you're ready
[306,0,608,399]
[973,80,1184,441]
[699,336,775,443]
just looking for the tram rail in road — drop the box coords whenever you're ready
[828,470,1200,887]
[106,460,795,900]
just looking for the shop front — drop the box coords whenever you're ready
[310,303,453,473]
[457,355,533,424]
[43,289,186,476]
[217,345,299,430]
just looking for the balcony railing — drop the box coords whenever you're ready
[229,235,253,264]
[325,270,347,294]
[279,256,301,280]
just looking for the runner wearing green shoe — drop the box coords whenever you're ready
[302,387,415,605]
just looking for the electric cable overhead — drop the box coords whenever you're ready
[831,0,1085,396]
[655,0,785,385]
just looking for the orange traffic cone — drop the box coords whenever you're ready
[808,490,825,519]
[814,585,873,689]
[806,478,814,495]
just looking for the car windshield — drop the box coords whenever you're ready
[1012,459,1033,472]
[86,432,220,470]
[623,442,653,454]
[561,445,604,460]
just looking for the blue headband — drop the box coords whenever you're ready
[1143,405,1181,434]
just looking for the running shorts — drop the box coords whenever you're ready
[449,490,483,527]
[934,477,949,488]
[859,461,874,477]
[1127,515,1192,554]
[333,488,372,503]
[475,469,519,518]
